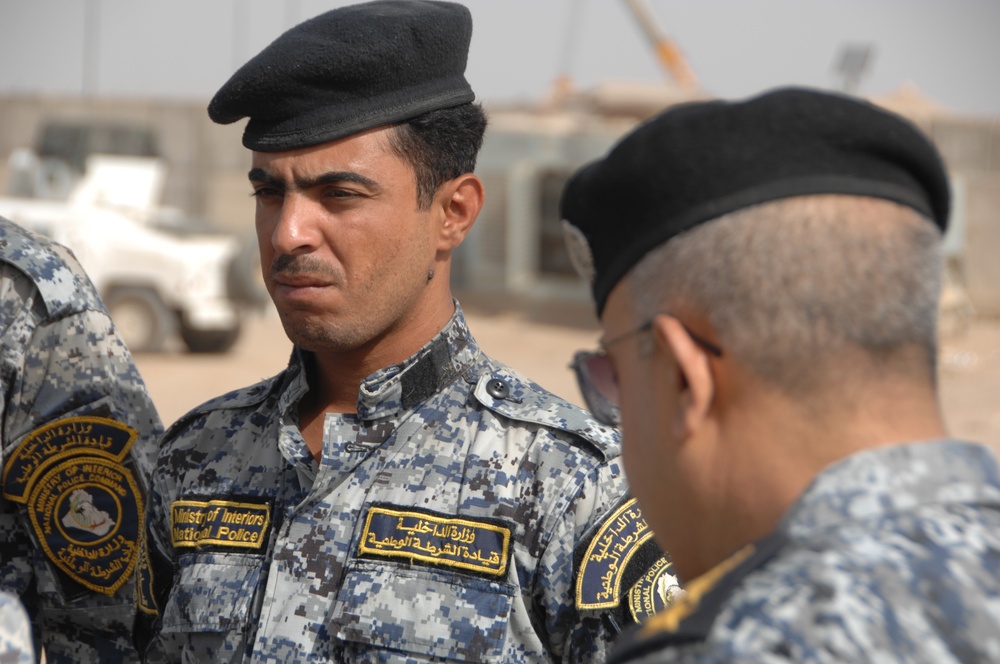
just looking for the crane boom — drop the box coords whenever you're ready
[624,0,699,92]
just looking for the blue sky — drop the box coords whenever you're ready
[1,0,998,116]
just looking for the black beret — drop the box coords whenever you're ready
[560,87,951,317]
[208,0,475,151]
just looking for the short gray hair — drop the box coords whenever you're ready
[628,195,943,394]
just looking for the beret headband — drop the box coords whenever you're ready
[209,0,475,151]
[559,87,951,317]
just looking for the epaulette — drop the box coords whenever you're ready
[162,372,281,439]
[607,530,788,663]
[469,365,620,462]
[0,219,105,319]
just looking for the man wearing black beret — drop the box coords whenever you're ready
[133,1,676,662]
[562,87,1000,662]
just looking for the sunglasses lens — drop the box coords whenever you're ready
[571,351,621,426]
[584,354,619,403]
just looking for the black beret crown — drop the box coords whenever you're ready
[209,0,475,151]
[560,87,951,317]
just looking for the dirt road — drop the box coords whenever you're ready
[135,294,1000,455]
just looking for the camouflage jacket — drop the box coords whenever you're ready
[0,218,163,663]
[610,440,1000,663]
[136,306,677,663]
[0,590,35,664]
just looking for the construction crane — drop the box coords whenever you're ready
[624,0,699,93]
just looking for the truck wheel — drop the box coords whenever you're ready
[180,322,241,354]
[104,287,173,353]
[227,234,269,307]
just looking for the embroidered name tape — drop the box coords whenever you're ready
[576,497,655,610]
[358,505,512,577]
[171,498,271,551]
[2,416,142,597]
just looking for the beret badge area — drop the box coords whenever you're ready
[561,220,596,285]
[2,416,143,598]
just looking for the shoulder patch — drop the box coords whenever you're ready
[575,497,682,628]
[357,503,513,579]
[1,415,143,598]
[627,555,685,623]
[471,368,621,460]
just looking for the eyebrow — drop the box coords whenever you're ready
[247,167,380,192]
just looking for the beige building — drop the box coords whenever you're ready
[1,88,998,314]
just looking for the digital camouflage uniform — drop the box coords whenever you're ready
[0,217,163,662]
[0,590,35,664]
[136,306,678,663]
[610,440,1000,663]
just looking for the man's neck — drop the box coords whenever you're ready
[296,296,457,459]
[686,375,947,581]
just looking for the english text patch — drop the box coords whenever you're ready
[628,555,682,622]
[171,498,271,551]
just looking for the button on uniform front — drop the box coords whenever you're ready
[486,378,510,400]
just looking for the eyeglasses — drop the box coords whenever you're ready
[570,314,723,426]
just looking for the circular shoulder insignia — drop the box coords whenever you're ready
[2,415,145,599]
[561,219,596,285]
[627,556,683,622]
[27,455,143,596]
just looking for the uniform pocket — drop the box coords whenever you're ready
[160,553,261,633]
[333,560,515,663]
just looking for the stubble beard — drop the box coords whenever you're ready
[278,309,382,355]
[270,253,428,356]
[268,254,366,353]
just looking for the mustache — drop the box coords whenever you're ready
[270,254,339,281]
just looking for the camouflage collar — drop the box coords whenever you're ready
[356,303,479,419]
[284,302,481,421]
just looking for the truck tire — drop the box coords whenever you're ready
[227,234,269,307]
[180,322,241,354]
[104,287,174,353]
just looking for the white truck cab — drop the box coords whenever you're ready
[0,123,264,353]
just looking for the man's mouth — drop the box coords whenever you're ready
[270,255,339,290]
[273,274,332,288]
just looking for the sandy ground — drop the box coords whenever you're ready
[134,293,1000,455]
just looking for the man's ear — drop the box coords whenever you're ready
[652,315,716,439]
[435,173,484,251]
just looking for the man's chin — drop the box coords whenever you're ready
[278,314,372,355]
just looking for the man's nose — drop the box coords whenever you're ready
[270,194,322,255]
